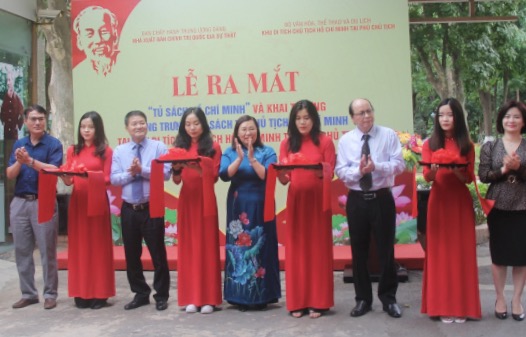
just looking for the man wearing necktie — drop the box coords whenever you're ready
[335,98,405,319]
[110,110,171,311]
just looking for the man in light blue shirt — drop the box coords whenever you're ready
[110,110,171,311]
[335,98,405,319]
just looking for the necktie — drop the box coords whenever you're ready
[359,134,372,192]
[132,144,144,202]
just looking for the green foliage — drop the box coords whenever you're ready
[165,208,177,224]
[410,0,526,141]
[395,219,417,244]
[111,214,123,246]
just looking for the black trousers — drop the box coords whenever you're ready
[346,189,398,306]
[121,203,170,302]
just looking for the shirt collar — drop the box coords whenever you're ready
[133,138,147,149]
[22,133,50,147]
[356,125,377,139]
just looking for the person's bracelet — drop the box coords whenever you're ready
[28,158,35,168]
[172,168,183,176]
[249,158,258,165]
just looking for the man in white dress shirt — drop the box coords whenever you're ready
[335,98,405,319]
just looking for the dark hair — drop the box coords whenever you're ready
[286,99,321,153]
[348,98,375,116]
[74,111,108,159]
[231,115,263,148]
[124,110,147,126]
[428,98,472,156]
[496,100,526,134]
[23,104,48,118]
[174,107,216,157]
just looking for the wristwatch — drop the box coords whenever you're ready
[28,158,35,168]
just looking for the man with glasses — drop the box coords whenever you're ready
[6,104,63,310]
[335,98,405,319]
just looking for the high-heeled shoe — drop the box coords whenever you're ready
[495,300,508,320]
[511,301,525,321]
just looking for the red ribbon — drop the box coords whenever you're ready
[431,148,467,164]
[264,165,278,222]
[38,171,107,223]
[158,147,194,160]
[149,156,217,218]
[264,163,332,222]
[471,172,495,216]
[38,171,58,223]
[149,159,165,218]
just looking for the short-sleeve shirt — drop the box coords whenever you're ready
[8,133,63,195]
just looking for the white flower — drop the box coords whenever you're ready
[228,220,243,239]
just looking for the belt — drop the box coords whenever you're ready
[15,194,38,201]
[123,201,149,211]
[506,174,522,184]
[351,188,391,201]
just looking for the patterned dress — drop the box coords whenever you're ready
[219,145,281,306]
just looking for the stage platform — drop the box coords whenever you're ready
[57,244,424,271]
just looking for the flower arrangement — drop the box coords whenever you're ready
[397,131,423,170]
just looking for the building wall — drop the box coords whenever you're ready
[0,3,34,241]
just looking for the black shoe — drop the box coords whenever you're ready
[511,301,525,321]
[254,304,268,311]
[383,303,402,318]
[74,297,92,309]
[124,297,150,310]
[156,300,168,311]
[350,300,371,317]
[495,301,507,320]
[512,312,525,321]
[91,299,108,310]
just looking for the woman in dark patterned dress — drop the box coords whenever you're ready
[479,100,526,321]
[220,115,281,311]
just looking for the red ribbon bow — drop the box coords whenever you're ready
[431,149,467,164]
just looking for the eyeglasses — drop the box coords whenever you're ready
[354,109,374,118]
